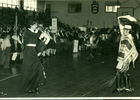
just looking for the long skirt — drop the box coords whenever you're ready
[21,46,45,92]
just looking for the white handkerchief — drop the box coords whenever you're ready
[12,52,18,61]
[116,61,123,69]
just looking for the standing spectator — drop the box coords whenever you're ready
[10,26,18,65]
[45,28,53,56]
[51,33,57,55]
[59,29,65,51]
[100,28,107,63]
[78,31,85,51]
[67,30,74,52]
[63,30,68,51]
[16,27,24,63]
[1,33,11,68]
[55,30,61,52]
[73,28,79,53]
[0,34,4,67]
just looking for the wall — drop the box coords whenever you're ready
[37,0,140,28]
[37,1,46,11]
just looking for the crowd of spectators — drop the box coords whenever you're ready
[0,7,140,68]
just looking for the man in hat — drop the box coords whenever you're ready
[112,24,138,93]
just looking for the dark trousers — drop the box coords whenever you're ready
[116,70,131,89]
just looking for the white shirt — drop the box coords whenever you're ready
[39,31,51,45]
[28,28,38,33]
[3,37,11,50]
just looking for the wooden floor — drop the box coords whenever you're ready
[0,50,140,98]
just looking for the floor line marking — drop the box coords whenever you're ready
[0,73,21,82]
[81,78,113,97]
[81,91,92,97]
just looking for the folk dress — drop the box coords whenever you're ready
[21,29,45,92]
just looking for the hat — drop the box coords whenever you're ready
[118,15,137,22]
[124,25,132,30]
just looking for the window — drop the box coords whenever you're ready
[24,0,37,11]
[0,0,37,11]
[106,5,120,12]
[68,3,82,13]
[105,1,120,12]
[0,0,20,8]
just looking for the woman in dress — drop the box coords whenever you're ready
[21,20,45,94]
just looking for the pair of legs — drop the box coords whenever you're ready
[1,47,11,68]
[51,49,56,55]
[46,48,56,56]
[114,69,133,92]
[87,47,97,61]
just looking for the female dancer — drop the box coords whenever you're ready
[21,20,45,94]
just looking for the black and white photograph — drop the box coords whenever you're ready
[1,0,140,99]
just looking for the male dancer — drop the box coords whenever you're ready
[113,17,138,92]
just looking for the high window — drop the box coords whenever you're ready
[0,0,37,11]
[24,0,37,11]
[105,1,120,12]
[68,3,82,13]
[0,0,20,8]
